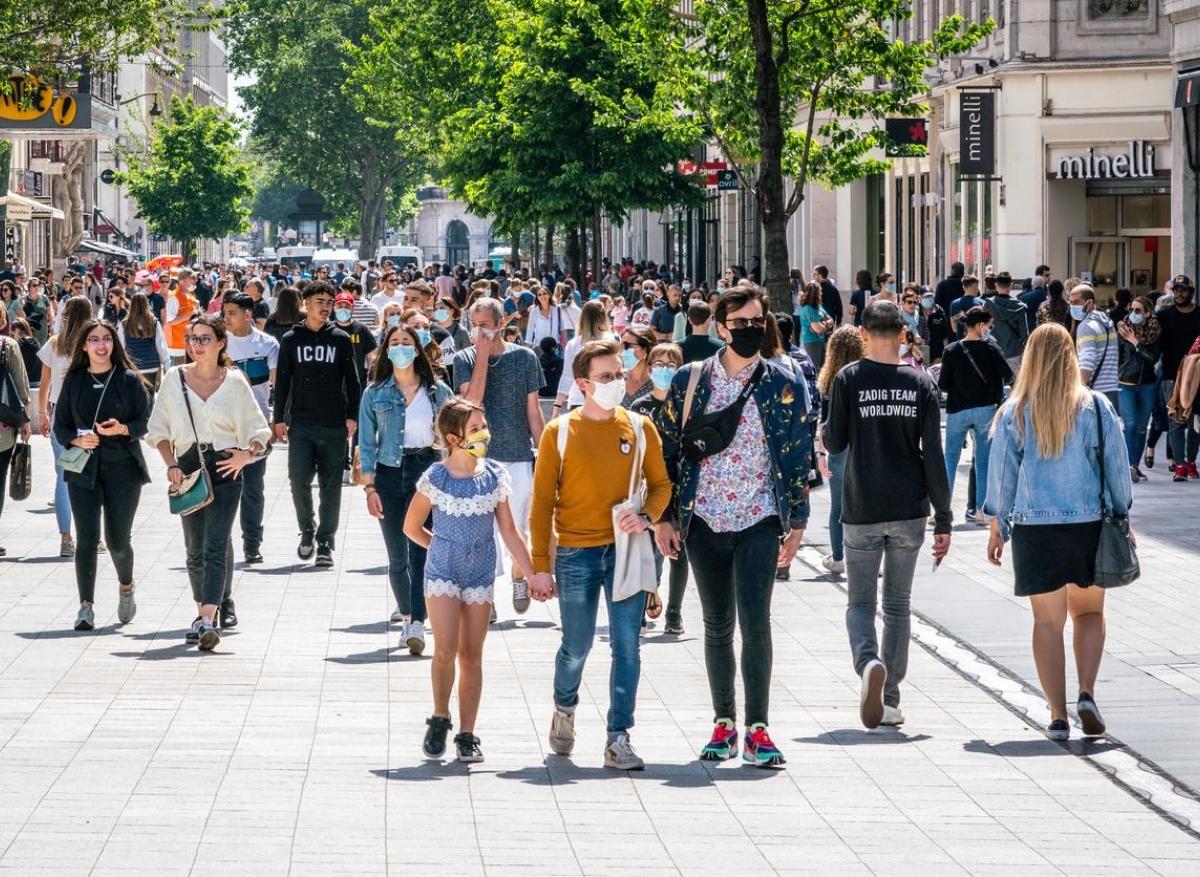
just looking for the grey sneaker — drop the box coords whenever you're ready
[74,603,94,631]
[60,534,75,558]
[196,617,220,651]
[512,578,530,614]
[390,606,404,623]
[117,587,136,624]
[549,706,576,756]
[406,620,426,656]
[604,732,645,770]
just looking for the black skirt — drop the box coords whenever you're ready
[1011,521,1103,596]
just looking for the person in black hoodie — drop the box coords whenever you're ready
[823,300,951,730]
[273,281,362,567]
[54,320,152,631]
[984,271,1029,373]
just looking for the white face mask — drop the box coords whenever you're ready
[588,378,626,410]
[899,344,910,357]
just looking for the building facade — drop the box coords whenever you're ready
[400,186,497,268]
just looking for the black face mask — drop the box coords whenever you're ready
[726,326,764,358]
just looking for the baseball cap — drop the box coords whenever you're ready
[334,291,355,309]
[1172,274,1193,290]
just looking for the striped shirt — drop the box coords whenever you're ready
[1076,310,1119,393]
[351,297,379,330]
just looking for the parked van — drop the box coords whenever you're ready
[375,245,423,271]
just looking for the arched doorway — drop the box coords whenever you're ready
[446,220,469,267]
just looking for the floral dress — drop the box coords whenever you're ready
[417,458,511,604]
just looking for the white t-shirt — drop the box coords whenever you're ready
[225,328,280,419]
[36,340,71,403]
[403,387,437,448]
[370,290,404,312]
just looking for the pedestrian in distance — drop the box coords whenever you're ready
[815,325,865,576]
[403,397,545,764]
[359,323,454,655]
[823,300,952,730]
[984,322,1133,741]
[148,314,271,650]
[55,319,152,631]
[797,281,834,370]
[0,324,31,557]
[118,292,169,393]
[1115,296,1162,483]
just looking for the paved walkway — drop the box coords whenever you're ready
[0,437,1198,875]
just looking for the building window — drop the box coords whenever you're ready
[446,219,469,267]
[1087,0,1147,19]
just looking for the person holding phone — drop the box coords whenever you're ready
[53,320,152,631]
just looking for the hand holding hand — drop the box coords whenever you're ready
[527,572,556,601]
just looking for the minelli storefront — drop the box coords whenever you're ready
[937,63,1174,300]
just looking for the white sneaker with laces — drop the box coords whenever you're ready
[603,732,645,770]
[860,659,886,729]
[390,606,404,623]
[822,555,845,574]
[880,705,905,726]
[549,706,575,756]
[406,620,425,656]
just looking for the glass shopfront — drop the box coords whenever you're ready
[1070,181,1171,303]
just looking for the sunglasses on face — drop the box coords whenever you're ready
[722,317,767,329]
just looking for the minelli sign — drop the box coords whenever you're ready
[1054,141,1157,180]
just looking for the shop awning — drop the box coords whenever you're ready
[75,238,139,259]
[1176,70,1200,108]
[0,191,65,221]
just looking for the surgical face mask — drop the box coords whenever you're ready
[432,308,449,322]
[621,347,638,370]
[886,282,896,294]
[921,295,935,310]
[334,308,352,323]
[387,314,401,328]
[981,327,992,340]
[416,328,432,347]
[682,282,691,292]
[1129,311,1145,326]
[460,428,491,459]
[388,344,417,369]
[1069,304,1088,322]
[588,377,626,410]
[899,343,910,357]
[650,365,677,390]
[716,284,726,293]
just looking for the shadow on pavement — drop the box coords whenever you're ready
[347,566,389,576]
[111,643,229,660]
[123,628,195,641]
[962,737,1125,757]
[371,763,467,781]
[331,621,392,635]
[326,647,425,665]
[493,760,778,788]
[15,625,120,639]
[794,730,933,746]
[245,564,324,575]
[491,620,557,632]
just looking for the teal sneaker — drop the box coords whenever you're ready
[743,724,786,769]
[699,718,739,761]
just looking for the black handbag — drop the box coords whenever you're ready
[680,360,765,464]
[1091,393,1139,587]
[8,440,30,501]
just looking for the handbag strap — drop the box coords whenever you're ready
[89,368,116,426]
[1091,392,1110,516]
[1087,322,1114,389]
[960,341,990,386]
[179,368,206,450]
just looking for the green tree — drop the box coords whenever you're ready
[226,0,428,260]
[117,95,254,263]
[686,0,992,309]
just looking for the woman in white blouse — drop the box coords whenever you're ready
[147,313,271,651]
[524,284,568,347]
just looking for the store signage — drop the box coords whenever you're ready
[716,170,739,190]
[1053,141,1157,180]
[4,227,17,261]
[885,118,928,156]
[4,201,32,222]
[0,74,92,131]
[959,91,995,177]
[678,160,729,188]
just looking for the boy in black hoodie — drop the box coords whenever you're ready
[273,281,361,567]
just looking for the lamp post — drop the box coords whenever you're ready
[118,92,163,117]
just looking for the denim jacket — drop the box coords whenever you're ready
[654,354,812,536]
[984,391,1132,541]
[358,378,454,474]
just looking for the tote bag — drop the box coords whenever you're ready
[611,413,659,603]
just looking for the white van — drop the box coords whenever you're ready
[311,248,361,272]
[276,245,316,268]
[376,245,423,271]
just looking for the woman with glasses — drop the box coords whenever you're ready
[54,320,152,631]
[147,314,270,650]
[619,325,655,409]
[103,287,130,324]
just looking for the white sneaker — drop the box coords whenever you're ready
[117,587,136,624]
[603,732,645,770]
[880,705,905,726]
[549,706,576,756]
[821,555,845,574]
[406,620,425,656]
[860,659,886,729]
[390,606,404,623]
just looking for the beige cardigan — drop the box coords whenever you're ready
[146,365,271,457]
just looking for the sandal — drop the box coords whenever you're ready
[645,592,663,620]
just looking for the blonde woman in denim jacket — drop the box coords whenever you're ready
[984,323,1133,742]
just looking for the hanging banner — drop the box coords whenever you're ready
[959,91,995,178]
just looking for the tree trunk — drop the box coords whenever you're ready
[577,223,588,287]
[357,186,387,261]
[543,223,555,268]
[531,221,541,269]
[565,226,581,284]
[747,0,792,313]
[509,229,520,271]
[591,205,602,291]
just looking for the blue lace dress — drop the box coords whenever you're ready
[416,458,511,604]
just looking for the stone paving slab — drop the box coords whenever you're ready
[0,437,1197,874]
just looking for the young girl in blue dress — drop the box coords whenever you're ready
[403,397,549,763]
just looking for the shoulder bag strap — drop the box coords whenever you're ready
[89,368,116,425]
[1087,322,1113,389]
[1092,392,1110,516]
[959,342,989,386]
[179,368,205,449]
[681,360,705,428]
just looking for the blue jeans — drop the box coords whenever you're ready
[828,449,846,561]
[553,544,642,733]
[1118,383,1157,467]
[49,419,72,535]
[945,405,996,502]
[374,450,436,623]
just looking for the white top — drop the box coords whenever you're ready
[403,386,437,448]
[51,294,95,334]
[556,331,620,407]
[225,328,280,419]
[146,365,272,456]
[370,290,404,312]
[36,339,71,403]
[525,306,566,345]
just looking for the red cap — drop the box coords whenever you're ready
[334,292,355,309]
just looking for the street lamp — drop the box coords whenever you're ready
[118,91,163,117]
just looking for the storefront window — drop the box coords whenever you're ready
[1121,194,1170,232]
[1087,196,1118,235]
[981,180,993,269]
[949,161,962,267]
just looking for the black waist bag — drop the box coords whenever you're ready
[681,361,764,464]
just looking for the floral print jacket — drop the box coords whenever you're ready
[653,355,812,538]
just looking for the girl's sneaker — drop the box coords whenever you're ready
[74,604,94,631]
[454,732,484,763]
[196,618,219,651]
[1077,693,1106,737]
[743,725,786,769]
[699,719,739,761]
[423,715,453,759]
[1045,719,1070,741]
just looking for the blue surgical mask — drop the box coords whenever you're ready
[387,314,400,328]
[650,365,677,390]
[1129,311,1145,325]
[921,296,935,310]
[621,348,638,370]
[388,345,417,369]
[886,282,896,294]
[334,308,352,323]
[1069,304,1088,322]
[981,327,992,340]
[416,328,432,347]
[433,308,449,322]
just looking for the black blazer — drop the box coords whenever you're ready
[53,366,152,488]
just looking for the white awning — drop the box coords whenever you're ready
[75,238,139,259]
[0,191,65,221]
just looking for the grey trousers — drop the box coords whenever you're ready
[843,517,926,708]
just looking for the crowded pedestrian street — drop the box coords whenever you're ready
[0,444,1197,875]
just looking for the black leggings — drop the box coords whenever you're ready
[0,445,12,521]
[67,457,143,603]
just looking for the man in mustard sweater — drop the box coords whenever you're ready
[529,339,672,770]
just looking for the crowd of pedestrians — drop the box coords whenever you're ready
[0,251,1191,768]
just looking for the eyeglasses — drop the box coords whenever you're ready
[85,336,112,346]
[722,317,767,330]
[587,370,626,384]
[186,335,216,346]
